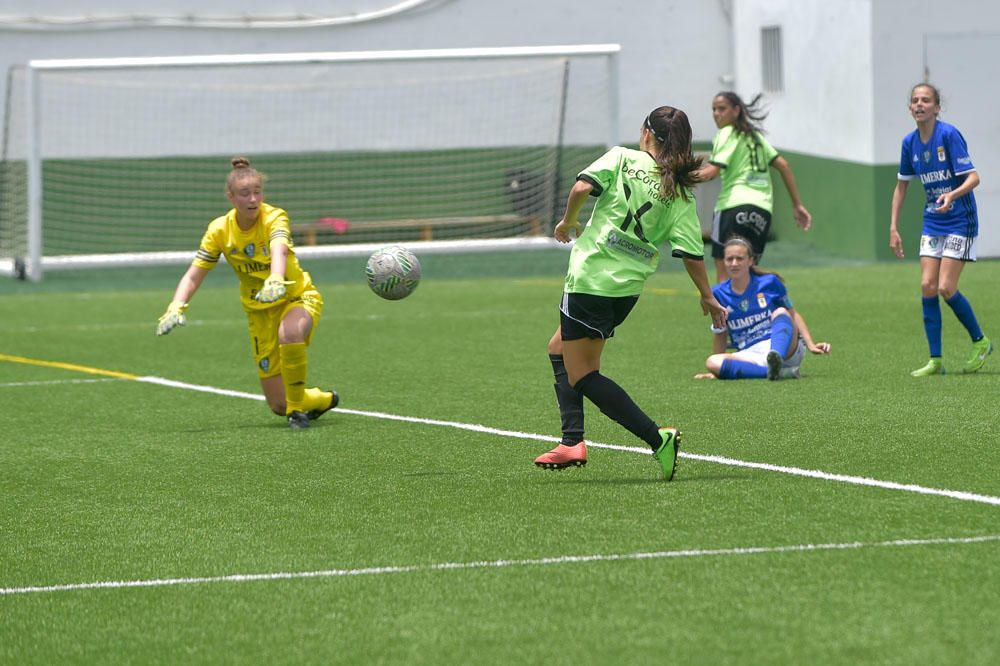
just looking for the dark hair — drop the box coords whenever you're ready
[910,82,941,107]
[714,91,768,136]
[226,156,266,193]
[644,106,703,201]
[723,236,784,283]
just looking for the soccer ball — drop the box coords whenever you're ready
[365,246,421,300]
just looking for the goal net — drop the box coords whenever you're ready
[0,45,618,280]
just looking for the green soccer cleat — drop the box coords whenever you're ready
[963,336,993,374]
[911,358,945,377]
[652,427,682,481]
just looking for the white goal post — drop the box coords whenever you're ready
[0,44,620,281]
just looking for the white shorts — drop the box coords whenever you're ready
[919,234,977,261]
[731,338,806,371]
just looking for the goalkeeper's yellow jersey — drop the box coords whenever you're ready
[191,202,314,311]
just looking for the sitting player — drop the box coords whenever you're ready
[695,236,830,380]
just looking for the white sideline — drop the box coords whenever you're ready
[133,375,1000,508]
[3,534,998,596]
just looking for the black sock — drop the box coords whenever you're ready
[550,354,584,445]
[574,370,660,449]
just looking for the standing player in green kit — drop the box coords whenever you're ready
[699,91,812,282]
[534,106,727,480]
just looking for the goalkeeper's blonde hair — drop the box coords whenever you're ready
[226,156,267,193]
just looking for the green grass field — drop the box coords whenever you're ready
[2,244,999,664]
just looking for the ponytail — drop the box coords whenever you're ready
[644,106,703,201]
[715,91,769,136]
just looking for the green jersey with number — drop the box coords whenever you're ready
[564,146,705,297]
[709,125,779,212]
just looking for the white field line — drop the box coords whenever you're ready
[0,378,120,388]
[3,534,998,597]
[131,375,1000,507]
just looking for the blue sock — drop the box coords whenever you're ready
[944,291,984,342]
[922,296,942,357]
[719,359,768,379]
[769,313,794,357]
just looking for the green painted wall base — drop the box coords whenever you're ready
[772,151,926,261]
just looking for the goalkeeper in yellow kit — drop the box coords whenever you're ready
[156,157,338,429]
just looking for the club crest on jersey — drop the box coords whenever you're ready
[739,298,749,312]
[244,243,256,257]
[923,150,931,163]
[757,293,767,309]
[259,358,269,373]
[937,146,946,162]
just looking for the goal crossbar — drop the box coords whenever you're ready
[28,44,621,71]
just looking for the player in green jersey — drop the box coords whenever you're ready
[156,157,338,429]
[698,92,812,282]
[534,106,728,480]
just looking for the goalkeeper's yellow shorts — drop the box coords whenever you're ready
[246,287,324,379]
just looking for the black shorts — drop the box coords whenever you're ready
[559,292,639,341]
[710,204,772,259]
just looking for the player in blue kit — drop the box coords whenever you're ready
[890,83,992,376]
[694,237,830,380]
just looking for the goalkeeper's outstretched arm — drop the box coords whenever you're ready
[157,264,209,336]
[171,264,209,304]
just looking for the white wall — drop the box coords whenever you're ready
[872,0,1000,161]
[731,0,874,162]
[730,0,1000,166]
[0,0,735,146]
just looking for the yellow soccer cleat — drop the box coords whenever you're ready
[963,336,993,374]
[911,358,944,377]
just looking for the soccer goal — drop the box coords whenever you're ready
[0,44,620,281]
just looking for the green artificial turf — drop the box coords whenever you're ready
[2,244,999,664]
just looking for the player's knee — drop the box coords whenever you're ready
[547,335,563,355]
[938,283,957,300]
[266,398,286,415]
[920,279,938,296]
[705,355,724,375]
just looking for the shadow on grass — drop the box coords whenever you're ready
[535,472,748,485]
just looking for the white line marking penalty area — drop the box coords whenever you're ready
[132,375,1000,508]
[2,352,998,509]
[2,534,998,596]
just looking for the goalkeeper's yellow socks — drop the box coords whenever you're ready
[279,342,308,415]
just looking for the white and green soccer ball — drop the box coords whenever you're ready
[365,246,421,300]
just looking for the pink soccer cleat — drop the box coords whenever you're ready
[534,442,587,470]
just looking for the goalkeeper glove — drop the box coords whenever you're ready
[156,301,188,336]
[254,274,294,303]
